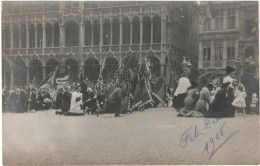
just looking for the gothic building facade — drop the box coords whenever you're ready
[198,1,258,80]
[2,1,199,87]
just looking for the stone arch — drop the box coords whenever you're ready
[65,58,79,82]
[29,58,43,85]
[45,22,53,47]
[132,16,140,44]
[36,23,43,47]
[103,18,111,45]
[53,22,60,47]
[28,22,35,48]
[85,19,92,46]
[93,19,100,45]
[12,23,19,48]
[64,20,79,46]
[112,17,120,45]
[84,57,100,82]
[122,17,130,44]
[13,56,27,87]
[152,15,161,43]
[3,25,10,49]
[102,56,119,81]
[143,15,151,44]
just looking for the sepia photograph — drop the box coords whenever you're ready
[1,1,259,165]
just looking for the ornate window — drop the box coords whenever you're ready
[227,39,235,60]
[46,23,52,47]
[20,24,26,48]
[29,24,35,48]
[215,10,224,30]
[132,17,140,44]
[103,19,110,45]
[53,22,60,47]
[93,20,100,45]
[153,15,161,43]
[204,20,211,31]
[143,16,151,44]
[227,8,235,29]
[215,39,223,60]
[13,24,19,48]
[203,40,211,61]
[112,18,119,45]
[4,26,10,49]
[122,17,130,44]
[65,21,79,46]
[85,20,92,46]
[37,24,43,47]
[65,2,78,8]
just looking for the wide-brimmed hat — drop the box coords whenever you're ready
[226,66,236,75]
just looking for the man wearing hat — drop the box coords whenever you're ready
[80,77,89,102]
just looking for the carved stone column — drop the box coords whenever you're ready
[100,21,103,46]
[10,66,14,87]
[140,19,143,45]
[43,66,46,80]
[151,20,153,44]
[26,66,30,84]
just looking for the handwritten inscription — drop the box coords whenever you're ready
[179,118,238,160]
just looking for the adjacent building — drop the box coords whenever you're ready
[198,1,258,80]
[2,1,200,88]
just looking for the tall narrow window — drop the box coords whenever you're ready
[29,24,35,48]
[215,39,223,60]
[85,20,92,46]
[153,15,161,43]
[20,24,26,48]
[122,17,130,44]
[112,18,119,45]
[4,26,10,49]
[132,17,140,44]
[203,40,211,61]
[204,21,211,31]
[227,8,235,29]
[46,23,52,47]
[65,21,79,46]
[37,24,43,47]
[53,22,60,47]
[227,39,235,60]
[143,16,151,44]
[103,19,110,45]
[215,10,224,30]
[93,20,100,45]
[13,24,19,48]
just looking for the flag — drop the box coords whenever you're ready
[37,63,71,90]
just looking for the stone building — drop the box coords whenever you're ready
[2,1,199,88]
[198,1,258,80]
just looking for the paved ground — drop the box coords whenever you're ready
[2,108,260,165]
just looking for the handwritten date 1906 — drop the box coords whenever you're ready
[202,122,239,160]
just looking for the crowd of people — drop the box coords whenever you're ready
[167,66,259,117]
[2,66,259,118]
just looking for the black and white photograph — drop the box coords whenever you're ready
[1,1,259,165]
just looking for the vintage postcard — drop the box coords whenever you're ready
[1,1,259,165]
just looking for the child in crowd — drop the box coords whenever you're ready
[232,84,247,115]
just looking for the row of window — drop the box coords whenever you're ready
[202,39,235,61]
[3,16,161,48]
[204,8,236,31]
[3,23,60,49]
[4,2,156,15]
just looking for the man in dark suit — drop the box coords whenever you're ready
[80,77,89,102]
[61,86,72,113]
